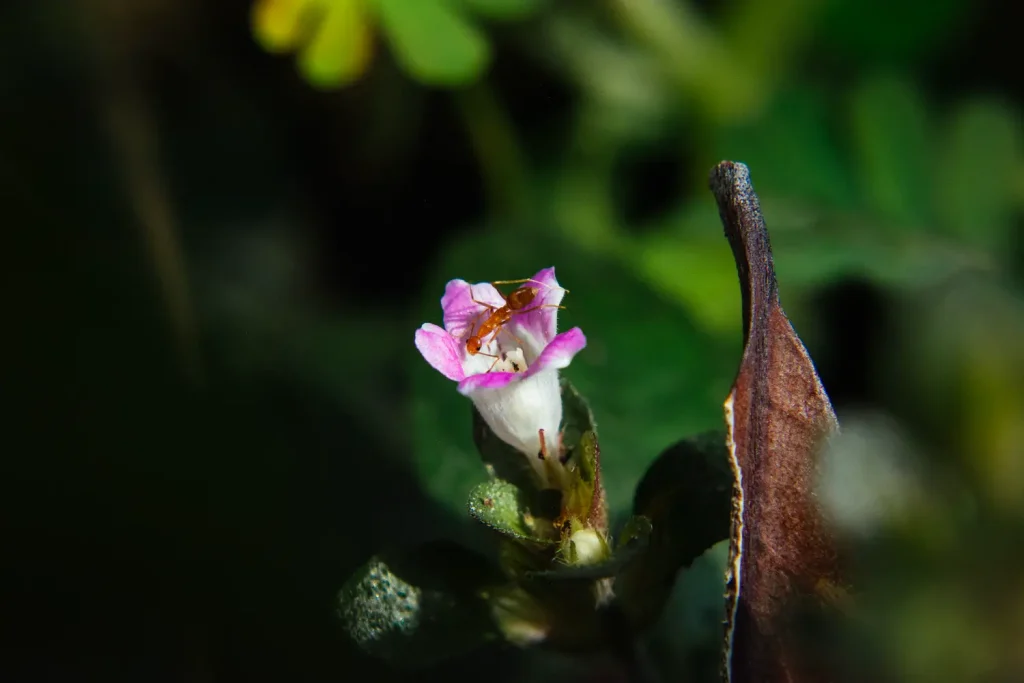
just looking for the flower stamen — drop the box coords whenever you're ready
[487,347,527,374]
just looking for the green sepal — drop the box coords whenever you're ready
[558,378,608,533]
[559,376,597,454]
[467,478,558,545]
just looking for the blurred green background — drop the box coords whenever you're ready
[4,0,1022,681]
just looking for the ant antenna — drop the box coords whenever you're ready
[490,277,569,295]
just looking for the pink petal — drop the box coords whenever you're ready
[529,267,559,292]
[522,327,587,379]
[456,370,519,395]
[414,323,466,382]
[507,267,566,346]
[441,279,504,339]
[456,327,587,396]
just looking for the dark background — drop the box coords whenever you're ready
[4,0,1022,681]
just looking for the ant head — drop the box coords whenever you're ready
[507,286,539,309]
[466,336,483,355]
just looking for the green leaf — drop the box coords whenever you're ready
[615,431,734,630]
[935,98,1022,252]
[411,227,736,519]
[634,226,741,336]
[372,0,490,86]
[849,75,934,227]
[641,198,996,317]
[634,432,733,568]
[767,220,995,288]
[467,478,557,544]
[337,542,503,667]
[456,0,541,20]
[819,0,969,66]
[640,540,730,682]
[297,0,373,88]
[713,86,857,210]
[251,0,315,53]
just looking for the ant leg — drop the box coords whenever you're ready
[460,308,488,340]
[469,299,500,320]
[512,303,567,315]
[473,350,510,373]
[469,282,508,309]
[486,318,527,349]
[490,278,570,295]
[489,303,566,350]
[459,284,501,341]
[489,278,539,285]
[467,300,500,342]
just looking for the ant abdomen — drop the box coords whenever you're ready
[506,287,538,311]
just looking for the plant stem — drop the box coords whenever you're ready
[455,81,531,220]
[606,0,757,121]
[77,0,202,384]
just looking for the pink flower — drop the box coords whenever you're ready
[414,267,587,487]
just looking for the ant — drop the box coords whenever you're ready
[463,278,567,371]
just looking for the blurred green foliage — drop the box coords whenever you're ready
[252,0,542,87]
[16,0,1024,680]
[241,0,1023,678]
[815,275,1024,683]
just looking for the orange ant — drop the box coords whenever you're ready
[464,278,567,371]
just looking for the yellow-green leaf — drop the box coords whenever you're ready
[935,98,1022,251]
[849,75,933,228]
[634,237,741,337]
[252,0,316,53]
[455,0,541,20]
[372,0,490,86]
[298,0,374,88]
